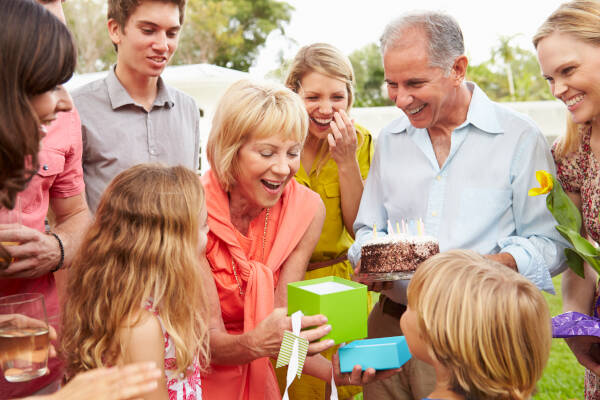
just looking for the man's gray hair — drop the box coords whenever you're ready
[380,11,465,73]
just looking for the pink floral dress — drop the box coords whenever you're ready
[144,301,202,400]
[553,125,600,400]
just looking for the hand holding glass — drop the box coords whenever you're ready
[0,293,50,382]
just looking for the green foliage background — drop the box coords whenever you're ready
[466,35,554,102]
[64,0,293,73]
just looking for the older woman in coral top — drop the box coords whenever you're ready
[199,80,389,400]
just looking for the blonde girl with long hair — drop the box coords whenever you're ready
[282,42,374,400]
[402,250,551,400]
[61,164,210,400]
[534,1,600,398]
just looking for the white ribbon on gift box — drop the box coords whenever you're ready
[278,310,308,400]
[276,310,342,400]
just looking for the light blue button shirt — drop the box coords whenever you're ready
[349,82,567,301]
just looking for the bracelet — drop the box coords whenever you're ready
[48,232,64,273]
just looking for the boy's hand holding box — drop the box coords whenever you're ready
[338,336,412,372]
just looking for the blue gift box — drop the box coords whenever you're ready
[338,336,412,373]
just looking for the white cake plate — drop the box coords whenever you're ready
[353,271,414,283]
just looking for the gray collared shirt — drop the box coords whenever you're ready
[72,67,200,212]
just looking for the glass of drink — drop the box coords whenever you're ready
[0,294,50,382]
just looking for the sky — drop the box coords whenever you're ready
[249,0,567,77]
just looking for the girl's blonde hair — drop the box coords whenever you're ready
[61,164,210,377]
[533,0,600,159]
[206,79,308,191]
[285,43,363,174]
[407,250,551,400]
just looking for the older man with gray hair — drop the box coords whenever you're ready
[348,11,566,399]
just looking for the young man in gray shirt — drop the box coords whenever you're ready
[73,0,200,212]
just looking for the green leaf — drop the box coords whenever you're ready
[548,176,581,232]
[556,225,597,256]
[556,225,600,275]
[564,248,585,278]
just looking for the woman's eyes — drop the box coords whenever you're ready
[259,151,299,158]
[304,95,346,102]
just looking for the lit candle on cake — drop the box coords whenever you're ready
[417,219,423,236]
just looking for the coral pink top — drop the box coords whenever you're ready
[0,110,85,398]
[200,170,320,400]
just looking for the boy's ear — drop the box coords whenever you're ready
[107,18,122,47]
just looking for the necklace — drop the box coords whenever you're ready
[231,208,270,297]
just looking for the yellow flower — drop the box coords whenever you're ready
[528,170,554,196]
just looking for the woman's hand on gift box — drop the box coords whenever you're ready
[565,335,600,375]
[331,351,401,386]
[251,307,335,359]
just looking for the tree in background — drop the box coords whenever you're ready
[63,0,293,73]
[64,0,116,73]
[467,36,553,102]
[174,0,293,71]
[348,43,393,107]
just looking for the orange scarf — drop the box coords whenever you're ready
[201,170,320,400]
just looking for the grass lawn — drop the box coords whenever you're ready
[534,274,585,400]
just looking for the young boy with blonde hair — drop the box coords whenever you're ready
[401,250,551,400]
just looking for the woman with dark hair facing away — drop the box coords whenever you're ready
[0,0,75,211]
[0,1,161,399]
[0,0,75,395]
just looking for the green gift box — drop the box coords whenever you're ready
[287,276,367,344]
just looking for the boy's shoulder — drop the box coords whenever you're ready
[71,76,108,102]
[162,82,198,110]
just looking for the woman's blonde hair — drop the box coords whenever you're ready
[554,114,583,160]
[407,250,551,400]
[533,0,600,159]
[285,43,362,174]
[61,164,210,378]
[206,79,308,191]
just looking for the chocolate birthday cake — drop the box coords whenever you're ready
[360,234,440,273]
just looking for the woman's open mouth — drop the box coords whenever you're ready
[261,179,284,193]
